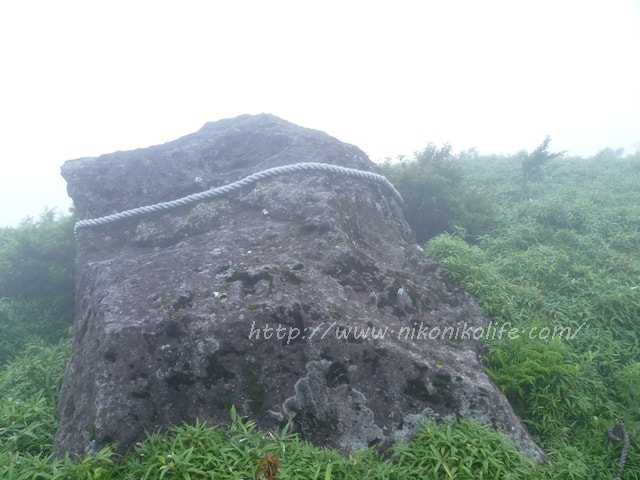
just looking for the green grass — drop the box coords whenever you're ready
[0,341,544,479]
[424,152,640,479]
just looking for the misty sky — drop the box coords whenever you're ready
[1,1,639,227]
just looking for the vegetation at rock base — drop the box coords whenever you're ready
[0,344,535,479]
[1,146,640,478]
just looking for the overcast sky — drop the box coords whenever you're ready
[1,1,639,227]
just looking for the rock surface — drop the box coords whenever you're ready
[54,114,544,461]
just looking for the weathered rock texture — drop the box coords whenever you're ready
[55,114,544,461]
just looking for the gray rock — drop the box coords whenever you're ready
[54,114,544,462]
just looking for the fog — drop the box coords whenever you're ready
[1,0,638,226]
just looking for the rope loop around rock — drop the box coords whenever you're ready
[73,162,403,239]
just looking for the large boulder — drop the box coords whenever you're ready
[54,114,544,461]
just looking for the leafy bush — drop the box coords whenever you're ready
[521,135,565,188]
[383,145,495,243]
[0,209,75,310]
[0,298,71,365]
[0,209,75,364]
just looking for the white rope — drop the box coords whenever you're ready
[74,162,403,239]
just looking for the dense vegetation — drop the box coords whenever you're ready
[423,146,640,479]
[1,145,639,478]
[382,144,496,243]
[0,210,75,365]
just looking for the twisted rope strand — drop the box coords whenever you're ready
[74,162,402,239]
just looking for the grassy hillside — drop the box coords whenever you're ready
[1,149,639,478]
[423,149,640,478]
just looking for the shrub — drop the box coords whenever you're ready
[0,209,75,364]
[521,135,565,188]
[384,145,495,243]
[0,209,75,311]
